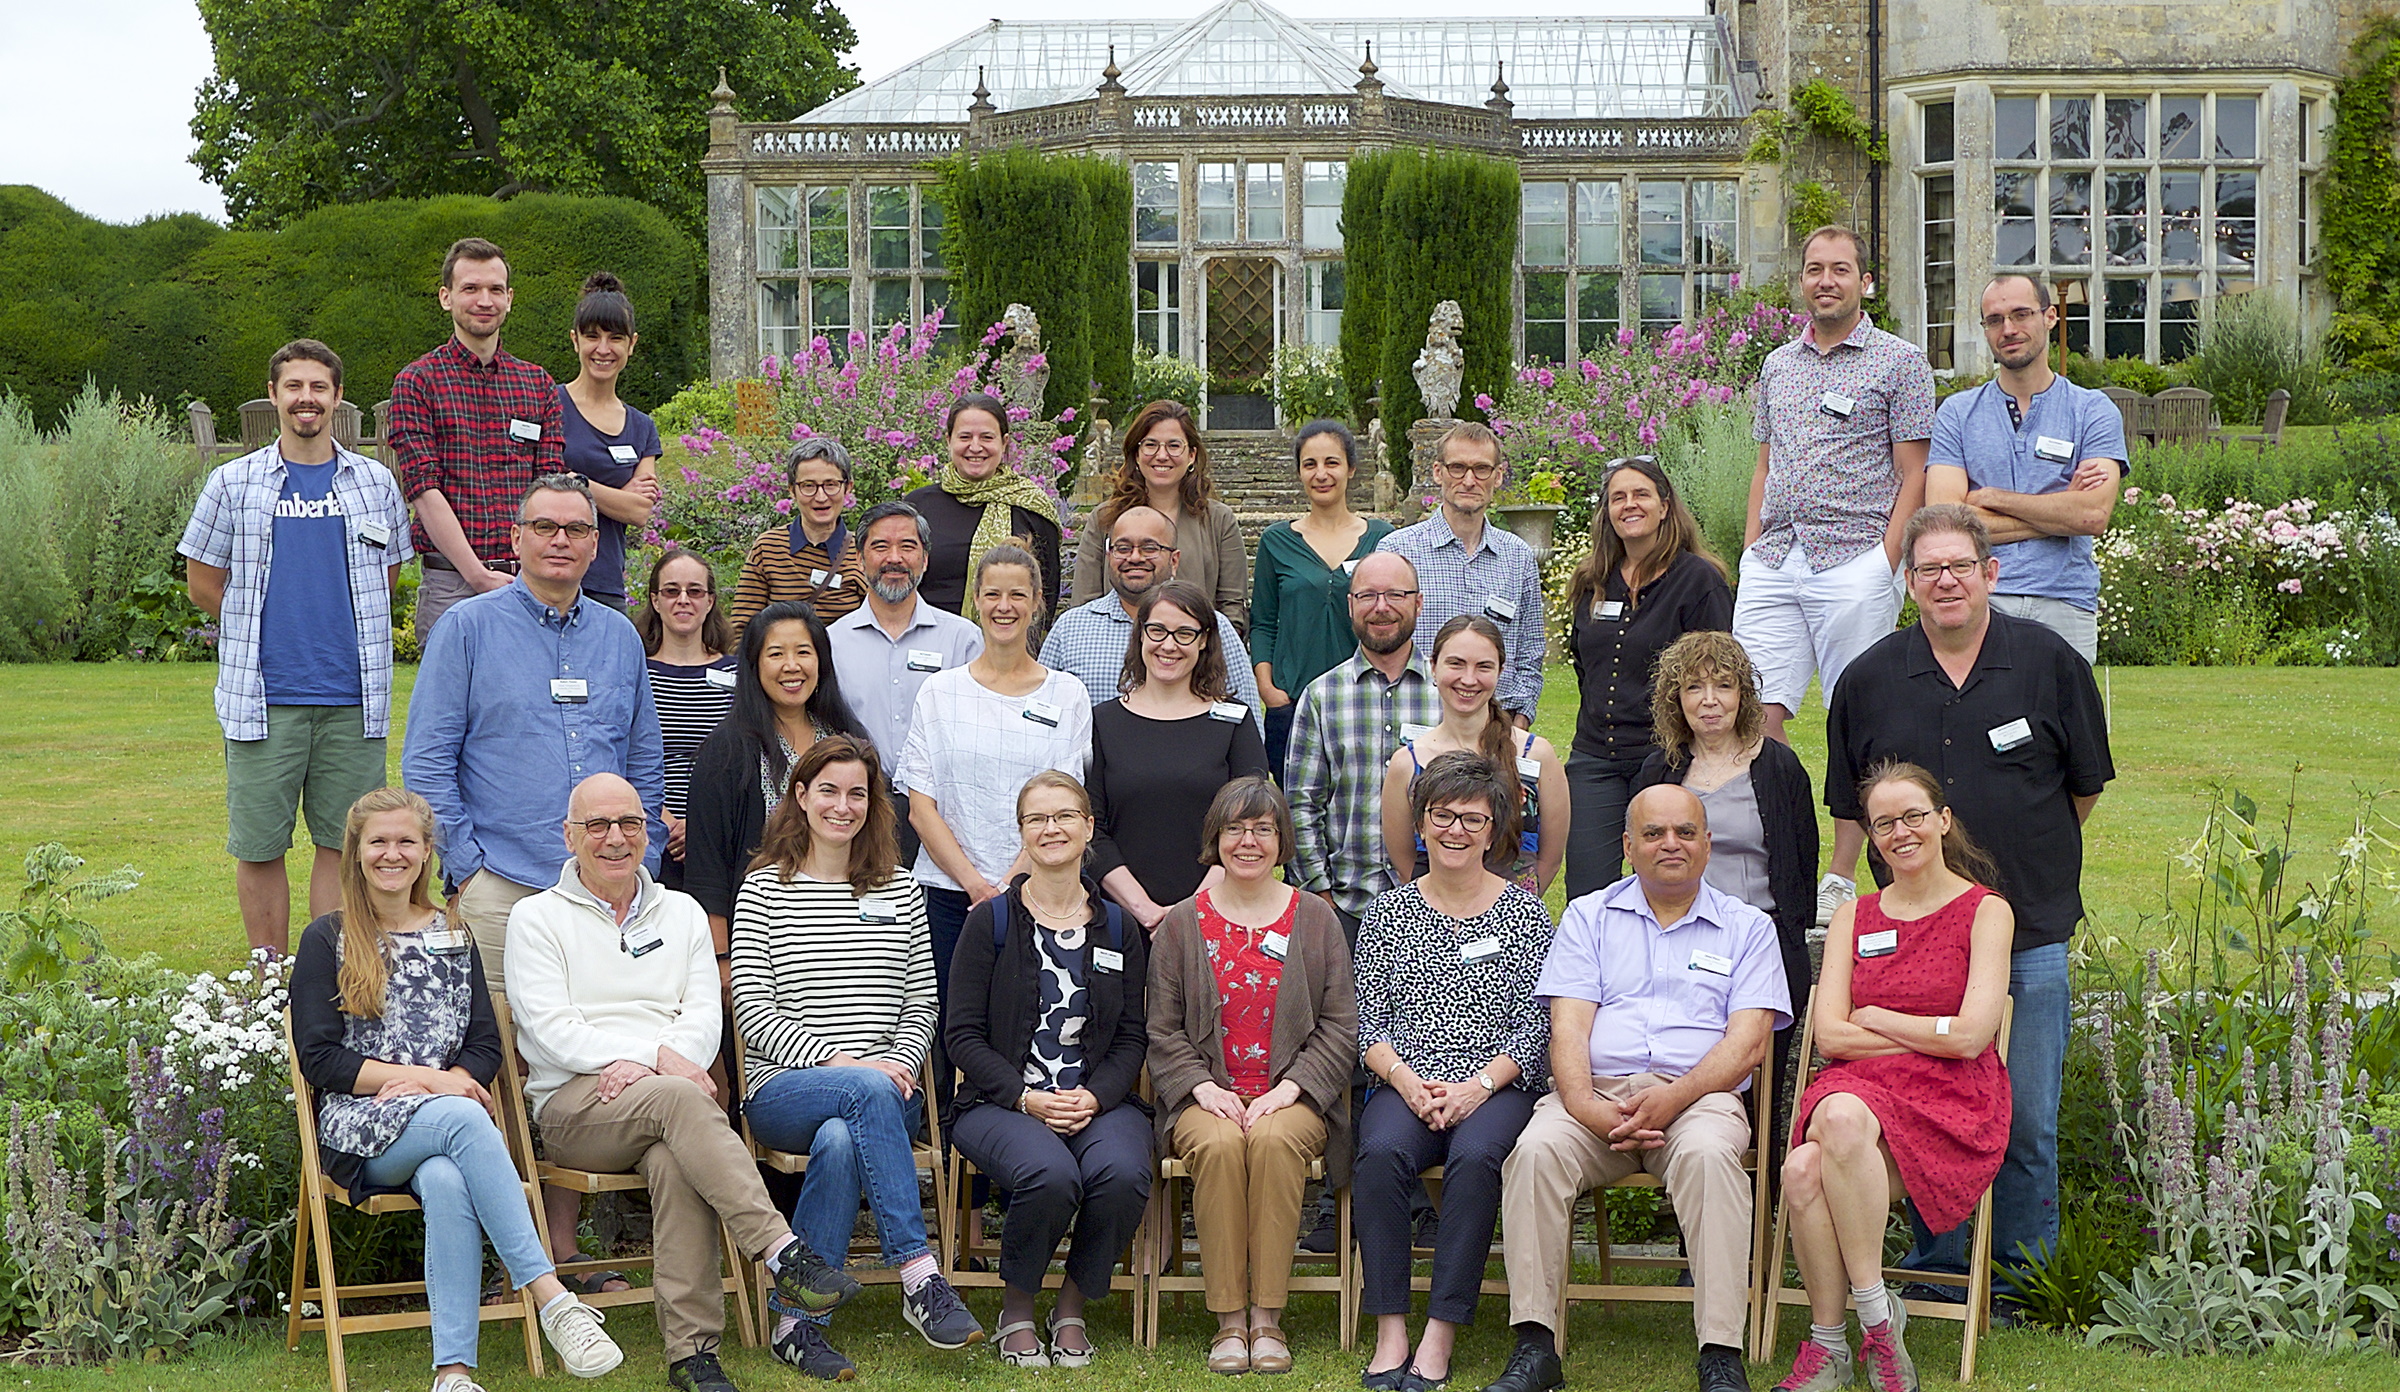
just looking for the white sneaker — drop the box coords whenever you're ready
[432,1374,489,1392]
[539,1292,625,1378]
[1815,873,1857,930]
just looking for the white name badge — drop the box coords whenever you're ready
[809,568,843,588]
[1091,946,1125,974]
[1208,701,1247,723]
[906,649,945,673]
[1341,558,1361,575]
[357,520,392,549]
[1595,599,1625,620]
[1856,928,1899,959]
[422,921,470,955]
[1988,717,2034,753]
[1689,949,1735,976]
[1023,699,1062,728]
[1819,391,1857,419]
[1516,756,1542,782]
[2034,435,2076,463]
[1461,935,1504,964]
[1400,723,1438,746]
[704,666,738,689]
[508,418,543,443]
[1259,931,1290,962]
[856,895,901,924]
[621,921,666,957]
[550,677,589,704]
[608,443,640,465]
[1482,595,1518,624]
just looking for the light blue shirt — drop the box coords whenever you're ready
[1037,594,1263,732]
[826,595,984,763]
[1538,876,1791,1084]
[1928,376,2126,612]
[401,579,665,891]
[1375,513,1547,718]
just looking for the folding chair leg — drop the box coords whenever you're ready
[1336,1185,1355,1351]
[518,1282,548,1377]
[1961,1187,1998,1383]
[724,1227,759,1348]
[310,1187,351,1392]
[286,1190,311,1351]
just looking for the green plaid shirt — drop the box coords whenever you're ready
[1285,650,1440,916]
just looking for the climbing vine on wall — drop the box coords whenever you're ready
[2322,13,2400,369]
[1748,80,1889,165]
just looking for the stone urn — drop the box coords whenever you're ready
[1492,502,1566,562]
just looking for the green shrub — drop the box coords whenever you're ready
[1269,344,1345,428]
[1129,347,1206,416]
[1077,159,1134,418]
[1338,152,1398,430]
[1376,149,1520,490]
[653,378,738,441]
[935,147,1097,422]
[2132,423,2394,513]
[2179,292,2340,426]
[1654,399,1758,562]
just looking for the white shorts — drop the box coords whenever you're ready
[1732,543,1903,712]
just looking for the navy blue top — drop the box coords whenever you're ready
[557,389,663,600]
[260,456,362,704]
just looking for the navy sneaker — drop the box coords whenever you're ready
[773,1319,858,1382]
[902,1273,986,1349]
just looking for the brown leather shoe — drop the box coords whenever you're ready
[1249,1325,1294,1375]
[1208,1328,1252,1375]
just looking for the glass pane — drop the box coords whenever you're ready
[1639,273,1683,330]
[2159,276,2202,361]
[1523,271,1566,320]
[810,278,851,333]
[2215,171,2256,267]
[1923,174,1956,362]
[1197,163,1236,243]
[870,278,910,331]
[1996,98,2039,161]
[807,187,848,270]
[2105,97,2147,160]
[2159,172,2202,263]
[1247,163,1284,242]
[1638,181,1684,265]
[2057,283,2091,355]
[1923,101,1955,164]
[757,186,799,272]
[2104,170,2148,266]
[1314,259,1345,310]
[1302,160,1345,250]
[2104,278,2147,360]
[759,279,802,360]
[2216,96,2258,160]
[1523,182,1568,266]
[2049,171,2091,265]
[2162,97,2202,159]
[1577,272,1621,345]
[1692,180,1737,264]
[1135,162,1180,245]
[920,190,945,270]
[870,229,908,270]
[869,186,909,228]
[1524,321,1566,365]
[922,278,954,352]
[1576,182,1621,266]
[2050,96,2091,160]
[1695,272,1736,310]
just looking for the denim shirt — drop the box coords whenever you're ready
[401,579,665,890]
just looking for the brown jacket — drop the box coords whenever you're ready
[1146,890,1357,1186]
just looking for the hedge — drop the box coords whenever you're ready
[1374,149,1520,488]
[1338,152,1397,434]
[0,186,700,428]
[936,148,1095,422]
[1077,157,1135,421]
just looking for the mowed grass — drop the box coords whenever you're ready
[2,663,2396,974]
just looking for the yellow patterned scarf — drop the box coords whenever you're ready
[940,459,1061,619]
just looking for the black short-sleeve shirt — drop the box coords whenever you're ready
[1823,610,2114,950]
[1568,550,1735,764]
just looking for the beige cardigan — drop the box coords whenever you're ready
[1071,498,1251,632]
[1145,890,1357,1185]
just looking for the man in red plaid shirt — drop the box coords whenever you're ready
[389,236,566,640]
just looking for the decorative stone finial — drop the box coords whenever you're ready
[970,65,995,114]
[710,66,737,113]
[1487,62,1513,112]
[1359,42,1379,80]
[1412,301,1466,422]
[1099,44,1125,94]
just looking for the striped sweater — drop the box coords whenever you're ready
[729,868,936,1097]
[731,522,865,638]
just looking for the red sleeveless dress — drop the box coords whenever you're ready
[1790,885,2010,1234]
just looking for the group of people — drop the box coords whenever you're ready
[189,225,2122,1392]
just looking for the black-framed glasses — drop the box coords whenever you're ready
[1438,460,1501,481]
[520,519,599,540]
[1221,820,1280,844]
[1425,807,1493,832]
[1867,807,1942,837]
[1142,622,1205,647]
[578,815,648,838]
[1108,540,1176,558]
[1910,559,1984,583]
[1018,810,1091,830]
[789,479,846,498]
[1350,588,1419,607]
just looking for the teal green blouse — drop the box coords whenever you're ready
[1248,516,1396,700]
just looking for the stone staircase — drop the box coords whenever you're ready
[1203,428,1392,552]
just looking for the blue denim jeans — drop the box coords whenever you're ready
[744,1066,932,1316]
[360,1094,555,1369]
[1900,939,2068,1298]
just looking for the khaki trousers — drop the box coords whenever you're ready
[1172,1103,1327,1313]
[538,1073,790,1361]
[452,869,541,998]
[1501,1079,1754,1350]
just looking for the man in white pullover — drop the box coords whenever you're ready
[508,773,860,1392]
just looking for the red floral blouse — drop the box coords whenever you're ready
[1197,890,1292,1098]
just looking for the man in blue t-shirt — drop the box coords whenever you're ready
[180,340,412,954]
[1925,274,2127,662]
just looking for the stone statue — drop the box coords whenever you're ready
[996,303,1049,417]
[1076,413,1115,504]
[1411,300,1466,421]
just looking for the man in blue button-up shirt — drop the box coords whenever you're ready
[402,473,664,996]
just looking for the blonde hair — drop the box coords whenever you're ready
[334,787,443,1018]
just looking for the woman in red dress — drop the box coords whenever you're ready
[1775,762,2014,1392]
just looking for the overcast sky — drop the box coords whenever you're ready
[0,0,1699,225]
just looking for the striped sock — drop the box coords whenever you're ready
[1810,1321,1848,1353]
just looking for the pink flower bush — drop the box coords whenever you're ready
[2100,488,2400,663]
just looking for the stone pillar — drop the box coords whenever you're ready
[1951,81,1996,377]
[702,69,751,382]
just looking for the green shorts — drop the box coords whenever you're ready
[225,705,387,862]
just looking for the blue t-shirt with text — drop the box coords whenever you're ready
[260,457,362,704]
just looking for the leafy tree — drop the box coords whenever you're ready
[1376,149,1519,489]
[190,0,858,232]
[1338,152,1398,432]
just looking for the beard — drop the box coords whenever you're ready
[1358,624,1413,655]
[870,568,919,604]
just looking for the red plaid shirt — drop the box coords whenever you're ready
[388,336,564,564]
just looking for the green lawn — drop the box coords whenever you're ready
[5,662,2390,974]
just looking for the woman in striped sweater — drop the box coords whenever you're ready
[636,548,738,891]
[731,735,984,1378]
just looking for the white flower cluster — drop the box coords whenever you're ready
[160,948,291,1099]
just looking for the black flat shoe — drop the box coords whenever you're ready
[1362,1365,1409,1391]
[1400,1363,1450,1392]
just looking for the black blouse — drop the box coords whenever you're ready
[1568,550,1734,764]
[1087,700,1271,907]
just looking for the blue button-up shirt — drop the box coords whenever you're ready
[825,595,984,761]
[1037,593,1264,731]
[401,579,665,891]
[1376,514,1547,718]
[1538,877,1791,1083]
[1928,377,2126,611]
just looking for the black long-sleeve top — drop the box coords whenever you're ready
[1569,550,1734,765]
[1633,737,1818,1018]
[904,484,1065,617]
[945,877,1150,1122]
[684,726,773,922]
[1087,700,1270,907]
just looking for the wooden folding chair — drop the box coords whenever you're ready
[732,1033,953,1335]
[283,1014,548,1392]
[1551,1040,1778,1357]
[492,998,759,1348]
[1759,998,2016,1382]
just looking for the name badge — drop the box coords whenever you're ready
[1594,599,1625,620]
[1461,935,1504,964]
[621,921,666,957]
[1023,699,1062,728]
[357,520,392,549]
[906,649,945,673]
[551,677,589,704]
[1819,391,1857,419]
[422,921,469,955]
[608,444,639,465]
[1689,949,1735,976]
[1399,723,1438,746]
[704,666,738,689]
[1856,928,1899,959]
[856,895,901,924]
[2034,435,2076,463]
[508,418,543,444]
[1482,595,1518,624]
[1341,558,1361,575]
[1516,756,1542,782]
[809,568,843,589]
[1988,717,2034,753]
[1092,946,1124,974]
[1208,701,1246,723]
[1259,931,1290,962]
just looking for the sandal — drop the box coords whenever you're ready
[1047,1314,1093,1369]
[1208,1327,1251,1375]
[564,1269,632,1296]
[1248,1324,1293,1376]
[995,1319,1051,1369]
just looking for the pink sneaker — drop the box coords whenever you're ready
[1775,1338,1854,1391]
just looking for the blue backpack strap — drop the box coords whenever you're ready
[1101,900,1123,951]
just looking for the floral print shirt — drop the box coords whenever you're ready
[1750,315,1937,571]
[1198,889,1293,1098]
[316,917,475,1160]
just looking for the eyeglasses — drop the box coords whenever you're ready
[1868,807,1942,837]
[1425,807,1493,832]
[1910,558,1985,583]
[654,584,713,600]
[1138,439,1190,457]
[1349,589,1419,607]
[1221,821,1280,844]
[1107,540,1176,558]
[1438,461,1501,481]
[1979,307,2049,331]
[790,480,846,498]
[520,519,599,540]
[1018,810,1091,830]
[1142,622,1206,647]
[578,815,648,838]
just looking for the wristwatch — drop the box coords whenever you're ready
[1476,1070,1498,1093]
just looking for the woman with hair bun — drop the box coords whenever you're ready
[1070,399,1247,631]
[906,393,1063,619]
[558,271,663,611]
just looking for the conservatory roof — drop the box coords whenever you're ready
[799,1,1731,124]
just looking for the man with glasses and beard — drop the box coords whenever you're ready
[1374,421,1546,726]
[1040,504,1263,725]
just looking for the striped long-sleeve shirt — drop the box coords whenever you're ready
[729,868,937,1097]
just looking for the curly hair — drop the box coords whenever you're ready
[1648,630,1765,762]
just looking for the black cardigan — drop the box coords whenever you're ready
[684,724,772,922]
[1633,738,1817,1018]
[905,484,1065,617]
[944,876,1150,1124]
[290,912,501,1200]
